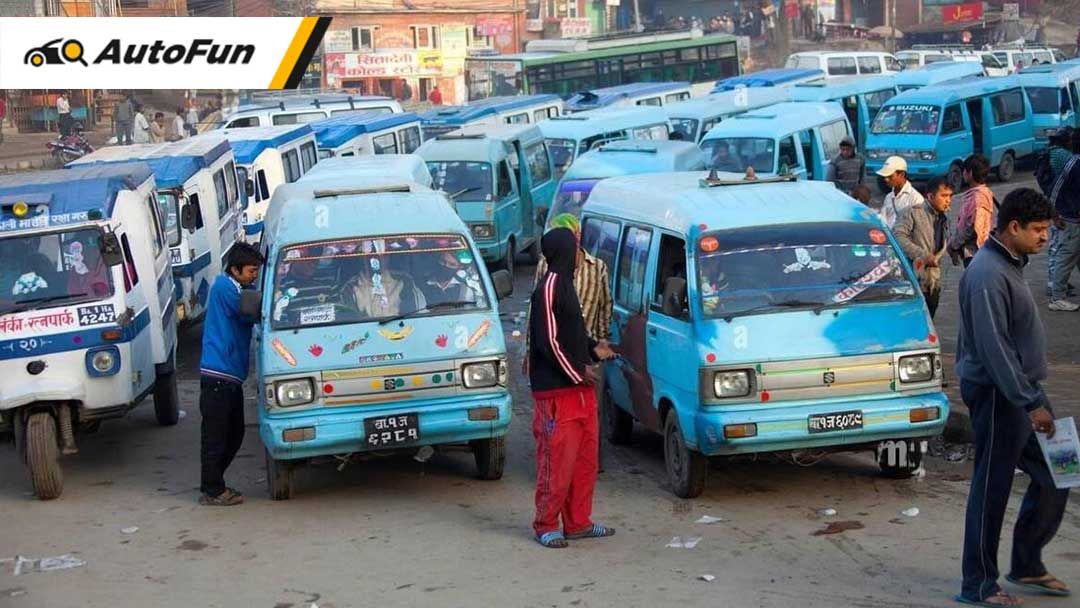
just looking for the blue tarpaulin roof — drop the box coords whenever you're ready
[419,95,562,126]
[0,163,153,228]
[712,68,824,92]
[219,124,314,164]
[565,82,689,112]
[69,137,232,189]
[311,112,421,149]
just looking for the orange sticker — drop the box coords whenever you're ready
[467,319,492,348]
[869,229,887,244]
[271,338,297,367]
[700,236,719,252]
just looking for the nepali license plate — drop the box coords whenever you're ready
[364,413,420,448]
[808,410,863,433]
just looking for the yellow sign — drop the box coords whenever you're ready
[417,49,443,74]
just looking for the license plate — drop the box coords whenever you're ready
[808,410,863,433]
[364,413,420,447]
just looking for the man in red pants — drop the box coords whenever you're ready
[529,227,615,548]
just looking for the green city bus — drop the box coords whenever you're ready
[465,30,741,101]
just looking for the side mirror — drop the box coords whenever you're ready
[180,203,197,232]
[490,269,513,300]
[100,232,124,267]
[239,289,262,322]
[661,277,688,318]
[245,179,255,197]
[535,206,548,227]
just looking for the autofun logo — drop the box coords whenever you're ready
[25,38,254,68]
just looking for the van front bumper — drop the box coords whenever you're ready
[692,392,949,456]
[260,391,512,460]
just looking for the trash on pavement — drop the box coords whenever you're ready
[901,507,920,517]
[666,536,702,549]
[812,520,864,536]
[699,574,716,582]
[817,508,837,517]
[121,526,139,534]
[695,515,725,524]
[11,554,86,575]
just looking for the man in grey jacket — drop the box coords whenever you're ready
[893,176,952,318]
[955,188,1070,607]
[113,94,134,145]
[825,136,865,193]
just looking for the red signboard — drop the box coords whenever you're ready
[475,15,514,36]
[942,2,983,23]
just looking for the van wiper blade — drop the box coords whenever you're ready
[448,187,479,200]
[378,300,475,325]
[721,299,826,322]
[0,293,87,316]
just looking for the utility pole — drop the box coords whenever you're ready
[632,0,642,32]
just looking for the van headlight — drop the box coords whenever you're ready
[898,354,935,383]
[274,378,315,407]
[86,346,121,377]
[919,151,936,161]
[713,369,752,398]
[462,361,503,389]
[470,223,495,240]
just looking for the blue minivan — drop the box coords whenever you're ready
[1016,62,1080,149]
[895,61,985,92]
[664,87,793,142]
[866,76,1036,187]
[789,76,899,150]
[580,172,947,497]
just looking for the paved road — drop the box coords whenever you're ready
[2,172,1079,608]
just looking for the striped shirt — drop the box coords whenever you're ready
[531,249,613,341]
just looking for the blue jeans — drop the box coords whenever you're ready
[960,381,1069,602]
[1047,224,1060,288]
[1050,221,1080,300]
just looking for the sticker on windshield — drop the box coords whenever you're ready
[832,259,896,304]
[12,272,48,296]
[299,304,336,326]
[852,245,868,257]
[77,304,116,327]
[65,241,88,275]
[783,248,832,274]
[272,287,299,322]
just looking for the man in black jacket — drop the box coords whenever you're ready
[529,228,615,548]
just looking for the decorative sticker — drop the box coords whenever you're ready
[831,259,896,304]
[341,332,371,355]
[359,352,405,364]
[378,324,414,341]
[170,248,183,266]
[467,319,492,348]
[851,245,868,257]
[13,272,48,296]
[783,248,831,274]
[272,287,299,322]
[65,241,88,275]
[456,250,473,265]
[299,304,336,326]
[271,338,297,367]
[76,304,116,327]
[435,334,448,348]
[308,344,324,357]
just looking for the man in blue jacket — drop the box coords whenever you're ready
[198,243,263,506]
[955,188,1070,606]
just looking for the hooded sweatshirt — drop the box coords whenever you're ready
[528,228,597,393]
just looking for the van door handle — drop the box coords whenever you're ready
[647,327,657,336]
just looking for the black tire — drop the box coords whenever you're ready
[266,449,295,500]
[152,369,180,426]
[663,410,706,499]
[877,439,924,479]
[497,238,515,275]
[26,412,63,500]
[947,162,964,192]
[472,436,505,480]
[996,152,1015,183]
[602,387,633,445]
[526,236,542,265]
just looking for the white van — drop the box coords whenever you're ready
[218,94,403,129]
[785,51,902,78]
[991,46,1059,73]
[898,46,1009,76]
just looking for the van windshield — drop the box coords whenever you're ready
[700,137,775,173]
[897,54,920,69]
[1026,87,1064,114]
[669,118,699,141]
[546,138,577,178]
[0,227,115,316]
[156,192,181,247]
[550,179,600,220]
[271,234,490,330]
[697,222,917,320]
[426,161,494,202]
[870,104,941,135]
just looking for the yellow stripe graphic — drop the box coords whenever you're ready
[269,17,318,89]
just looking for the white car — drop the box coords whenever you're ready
[785,51,902,78]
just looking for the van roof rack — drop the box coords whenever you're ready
[698,168,797,188]
[313,185,413,198]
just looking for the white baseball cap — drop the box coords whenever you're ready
[876,155,908,177]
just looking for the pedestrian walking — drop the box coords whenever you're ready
[826,136,865,193]
[0,92,7,144]
[56,91,72,137]
[1045,128,1079,301]
[955,187,1070,607]
[170,106,188,141]
[1047,130,1080,311]
[893,177,952,318]
[877,156,925,228]
[428,85,443,106]
[185,102,200,136]
[529,227,616,548]
[114,94,134,145]
[949,154,995,268]
[150,111,166,143]
[198,243,264,506]
[132,105,151,144]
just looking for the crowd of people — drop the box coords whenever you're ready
[108,93,220,145]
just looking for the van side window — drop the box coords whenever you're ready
[496,160,514,199]
[373,132,398,155]
[533,109,548,122]
[525,142,552,184]
[506,112,529,124]
[213,170,229,219]
[942,105,965,134]
[223,161,238,208]
[144,195,165,257]
[991,90,1025,125]
[400,127,422,153]
[827,56,857,76]
[615,226,652,311]
[1071,85,1080,114]
[857,56,882,74]
[226,117,260,128]
[189,193,204,229]
[1060,87,1072,113]
[653,234,688,317]
[256,170,270,201]
[885,55,902,72]
[665,93,689,103]
[797,130,817,179]
[272,111,324,125]
[818,120,848,160]
[778,136,800,171]
[282,149,301,183]
[636,97,662,106]
[865,89,895,117]
[582,217,620,278]
[120,233,139,290]
[300,142,318,172]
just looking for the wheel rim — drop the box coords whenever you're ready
[1002,155,1014,179]
[666,424,684,482]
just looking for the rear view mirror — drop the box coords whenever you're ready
[180,203,197,232]
[490,270,513,300]
[239,289,262,321]
[661,277,688,318]
[100,232,124,267]
[245,179,255,197]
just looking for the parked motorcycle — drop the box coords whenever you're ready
[46,123,94,164]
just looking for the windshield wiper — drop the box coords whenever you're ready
[448,187,480,200]
[0,293,87,317]
[378,300,476,325]
[721,299,826,322]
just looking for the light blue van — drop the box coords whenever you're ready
[699,102,852,181]
[789,76,899,150]
[895,61,985,92]
[418,123,555,272]
[252,180,513,499]
[712,68,824,92]
[665,87,793,142]
[310,112,424,158]
[580,172,947,497]
[565,82,692,113]
[548,140,704,221]
[419,95,563,140]
[866,76,1036,187]
[1016,63,1080,149]
[68,137,243,324]
[538,106,673,179]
